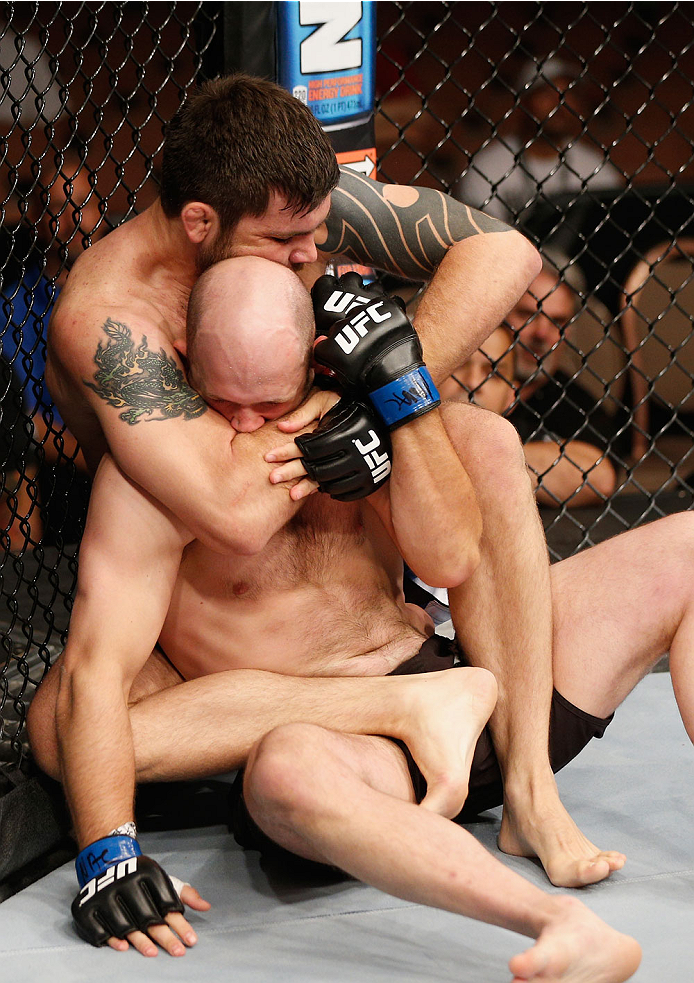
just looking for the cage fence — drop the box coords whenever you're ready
[0,1,693,780]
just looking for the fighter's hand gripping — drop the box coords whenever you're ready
[311,271,391,334]
[311,274,440,431]
[295,399,392,501]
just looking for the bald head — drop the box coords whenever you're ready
[185,256,315,431]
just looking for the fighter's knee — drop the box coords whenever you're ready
[245,723,327,817]
[442,401,528,486]
[443,401,525,464]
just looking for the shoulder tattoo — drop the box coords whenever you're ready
[84,318,207,425]
[320,168,509,279]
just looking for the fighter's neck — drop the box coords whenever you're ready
[135,199,199,290]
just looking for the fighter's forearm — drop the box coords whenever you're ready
[49,453,191,846]
[56,660,136,847]
[369,409,482,589]
[321,169,540,385]
[413,233,541,385]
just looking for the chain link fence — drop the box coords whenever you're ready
[0,2,220,778]
[377,1,694,559]
[1,2,693,782]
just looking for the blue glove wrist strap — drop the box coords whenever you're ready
[76,835,142,888]
[369,366,440,429]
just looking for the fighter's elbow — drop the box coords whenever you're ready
[228,527,273,557]
[507,230,542,287]
[195,513,271,557]
[419,537,481,591]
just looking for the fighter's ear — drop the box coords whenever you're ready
[180,202,217,244]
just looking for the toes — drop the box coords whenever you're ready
[604,852,626,872]
[546,858,611,888]
[575,858,612,887]
[508,944,550,980]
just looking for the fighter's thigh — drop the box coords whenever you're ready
[551,513,694,718]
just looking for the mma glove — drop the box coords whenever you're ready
[311,273,440,431]
[296,398,392,501]
[72,835,183,946]
[312,271,392,331]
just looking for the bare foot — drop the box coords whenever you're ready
[499,781,626,888]
[396,667,497,819]
[509,896,641,982]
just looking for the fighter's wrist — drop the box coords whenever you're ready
[368,365,441,431]
[75,834,142,888]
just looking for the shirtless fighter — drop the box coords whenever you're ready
[30,257,645,982]
[41,72,616,896]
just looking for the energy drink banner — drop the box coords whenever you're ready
[277,1,377,181]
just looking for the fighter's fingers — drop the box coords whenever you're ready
[269,460,308,485]
[277,390,340,432]
[265,440,303,464]
[124,928,160,958]
[165,910,201,947]
[107,936,129,952]
[289,477,320,501]
[146,921,187,957]
[179,883,211,912]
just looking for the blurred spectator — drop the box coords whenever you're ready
[456,56,623,224]
[505,258,619,462]
[0,353,42,550]
[441,323,616,508]
[2,151,101,542]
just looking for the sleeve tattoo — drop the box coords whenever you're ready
[320,167,510,280]
[84,318,207,425]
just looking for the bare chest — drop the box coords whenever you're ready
[188,496,368,601]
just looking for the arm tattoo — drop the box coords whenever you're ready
[84,318,207,426]
[321,167,510,280]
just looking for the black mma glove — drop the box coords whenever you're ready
[295,399,392,501]
[311,276,440,431]
[312,272,394,333]
[72,835,183,946]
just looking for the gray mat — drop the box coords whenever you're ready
[0,673,692,982]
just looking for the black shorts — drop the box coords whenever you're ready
[228,634,613,866]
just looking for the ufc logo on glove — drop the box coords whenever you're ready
[353,430,392,483]
[78,857,138,905]
[334,301,392,354]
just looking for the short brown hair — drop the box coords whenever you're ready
[161,74,340,231]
